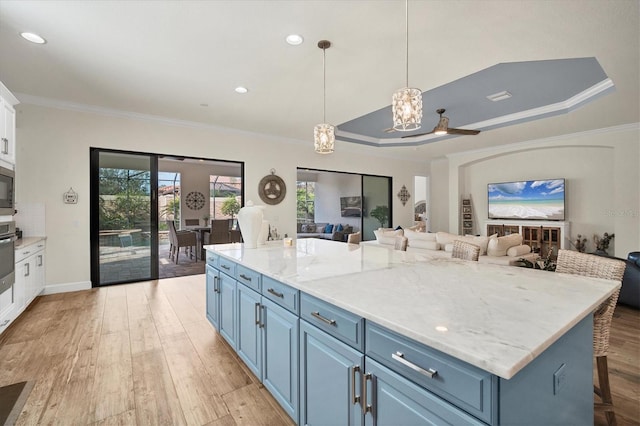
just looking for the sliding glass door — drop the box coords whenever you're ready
[90,150,158,286]
[362,175,392,241]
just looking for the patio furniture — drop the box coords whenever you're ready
[167,221,197,264]
[207,219,232,244]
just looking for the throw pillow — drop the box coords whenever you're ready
[436,232,459,246]
[316,224,326,233]
[506,244,532,257]
[324,224,334,233]
[405,229,437,242]
[487,234,523,257]
[408,239,440,250]
[300,224,312,233]
[336,224,343,232]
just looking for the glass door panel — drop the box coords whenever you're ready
[362,175,391,241]
[92,151,157,285]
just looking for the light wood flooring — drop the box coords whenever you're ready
[0,275,294,425]
[0,275,637,425]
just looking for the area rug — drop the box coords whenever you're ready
[0,381,34,426]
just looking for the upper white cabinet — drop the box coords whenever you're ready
[0,81,18,169]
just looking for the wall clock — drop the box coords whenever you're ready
[185,191,205,210]
[259,169,286,205]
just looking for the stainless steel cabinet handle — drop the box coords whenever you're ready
[239,273,251,281]
[259,305,266,328]
[1,319,10,327]
[1,138,7,154]
[25,263,30,277]
[267,288,284,298]
[351,365,361,404]
[362,373,373,415]
[37,255,43,266]
[392,351,437,378]
[311,311,336,326]
[213,276,219,293]
[220,264,230,270]
[255,302,261,325]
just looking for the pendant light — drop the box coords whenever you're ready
[314,40,335,154]
[392,0,422,132]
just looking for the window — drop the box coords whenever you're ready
[297,181,315,223]
[210,175,242,223]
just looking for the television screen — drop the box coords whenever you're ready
[488,179,565,220]
[340,196,362,217]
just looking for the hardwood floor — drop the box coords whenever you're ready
[0,276,637,425]
[0,276,294,426]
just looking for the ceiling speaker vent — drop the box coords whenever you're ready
[486,91,512,102]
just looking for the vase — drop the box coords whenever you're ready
[237,200,264,249]
[258,220,269,246]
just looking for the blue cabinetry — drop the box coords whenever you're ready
[218,271,237,349]
[300,319,363,426]
[236,282,262,378]
[363,357,485,426]
[205,264,219,330]
[262,297,298,421]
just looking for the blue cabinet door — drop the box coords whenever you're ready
[300,320,364,426]
[262,298,299,423]
[205,265,219,330]
[218,272,237,349]
[363,357,484,426]
[236,282,262,379]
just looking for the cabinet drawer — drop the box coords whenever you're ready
[217,257,236,277]
[300,294,364,352]
[15,245,42,263]
[236,265,261,292]
[261,276,299,314]
[366,322,495,424]
[206,252,219,268]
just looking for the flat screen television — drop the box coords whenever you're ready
[340,196,362,217]
[488,179,565,220]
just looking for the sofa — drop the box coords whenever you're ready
[371,228,538,266]
[297,222,354,242]
[619,252,639,309]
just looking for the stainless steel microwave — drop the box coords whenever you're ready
[0,165,15,216]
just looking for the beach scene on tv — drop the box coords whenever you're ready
[488,179,565,220]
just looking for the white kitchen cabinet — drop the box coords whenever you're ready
[0,284,17,334]
[0,81,18,168]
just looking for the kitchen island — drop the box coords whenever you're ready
[205,239,619,425]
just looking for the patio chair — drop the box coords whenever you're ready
[167,220,197,264]
[207,219,232,244]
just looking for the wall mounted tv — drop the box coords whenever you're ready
[340,196,362,217]
[488,179,565,221]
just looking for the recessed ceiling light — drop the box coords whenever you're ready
[435,325,448,332]
[20,32,46,44]
[200,103,209,107]
[486,91,512,102]
[285,34,304,45]
[235,86,248,94]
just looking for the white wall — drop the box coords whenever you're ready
[14,104,425,288]
[430,124,640,257]
[314,172,361,230]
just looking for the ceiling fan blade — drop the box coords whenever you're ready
[447,128,481,135]
[401,130,435,139]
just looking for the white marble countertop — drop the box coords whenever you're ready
[15,236,47,250]
[205,239,620,379]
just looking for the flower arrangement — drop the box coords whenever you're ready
[593,232,615,254]
[569,234,588,253]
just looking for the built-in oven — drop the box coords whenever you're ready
[0,165,15,216]
[0,221,16,295]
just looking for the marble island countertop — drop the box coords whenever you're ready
[205,239,620,379]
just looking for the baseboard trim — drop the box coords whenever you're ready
[42,281,92,295]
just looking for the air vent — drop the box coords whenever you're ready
[486,91,512,102]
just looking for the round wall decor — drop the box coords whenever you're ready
[258,169,286,205]
[185,191,205,210]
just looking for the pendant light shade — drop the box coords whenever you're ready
[314,40,335,154]
[392,0,422,132]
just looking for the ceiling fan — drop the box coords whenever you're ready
[401,108,480,138]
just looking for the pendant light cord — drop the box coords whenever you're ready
[323,45,327,123]
[405,0,409,88]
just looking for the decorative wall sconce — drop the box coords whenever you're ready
[397,185,411,206]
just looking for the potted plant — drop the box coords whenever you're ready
[370,205,390,228]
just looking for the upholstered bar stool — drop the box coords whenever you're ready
[555,249,626,426]
[394,236,408,251]
[451,240,480,261]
